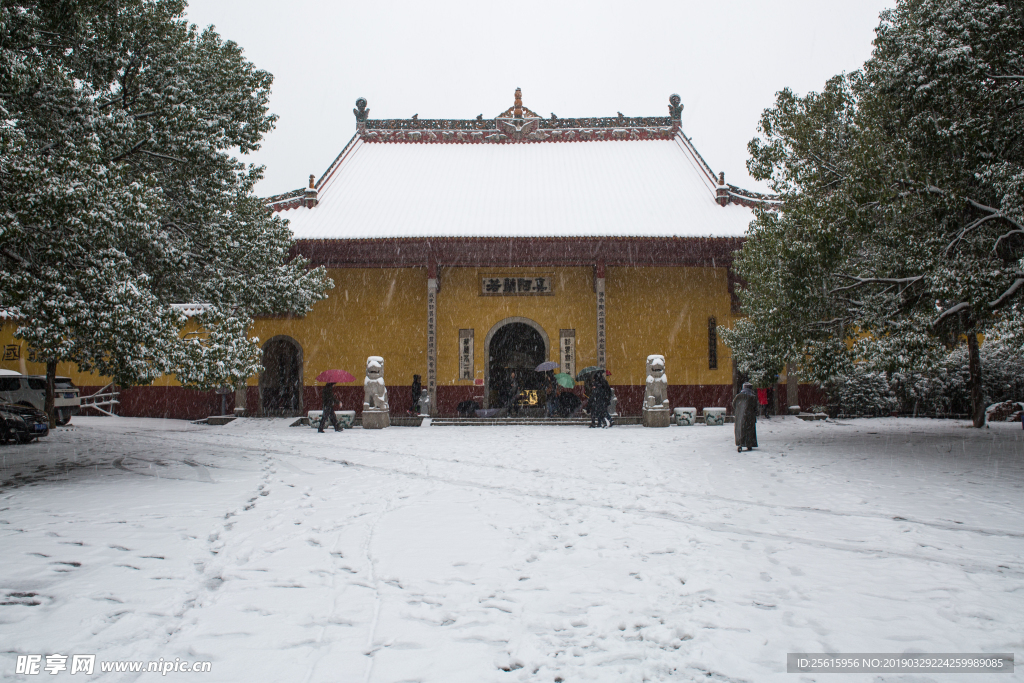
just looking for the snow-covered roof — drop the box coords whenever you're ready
[170,303,212,317]
[268,91,779,240]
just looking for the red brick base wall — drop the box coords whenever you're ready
[612,384,733,417]
[106,386,230,421]
[85,382,820,420]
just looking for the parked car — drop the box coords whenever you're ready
[0,401,49,443]
[0,373,80,425]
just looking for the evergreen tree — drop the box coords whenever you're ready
[726,0,1024,426]
[0,0,332,423]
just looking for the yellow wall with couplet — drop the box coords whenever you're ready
[429,265,735,388]
[0,264,736,390]
[434,266,596,387]
[606,266,735,386]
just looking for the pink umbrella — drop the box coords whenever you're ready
[316,369,355,383]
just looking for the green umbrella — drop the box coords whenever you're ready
[554,373,575,388]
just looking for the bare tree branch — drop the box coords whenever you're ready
[1,247,31,269]
[138,150,186,164]
[807,318,849,328]
[947,212,1005,253]
[966,198,1023,229]
[931,301,969,328]
[993,229,1024,254]
[831,274,924,294]
[110,138,147,162]
[989,277,1024,310]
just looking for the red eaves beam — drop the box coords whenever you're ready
[291,236,745,270]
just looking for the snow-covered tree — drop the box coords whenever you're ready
[0,0,332,423]
[729,0,1024,427]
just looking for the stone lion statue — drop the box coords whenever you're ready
[363,356,389,411]
[644,354,668,410]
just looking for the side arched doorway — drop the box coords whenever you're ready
[484,318,549,409]
[260,336,303,416]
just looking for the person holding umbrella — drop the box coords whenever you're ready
[314,369,355,433]
[575,366,605,427]
[319,383,342,432]
[534,361,559,419]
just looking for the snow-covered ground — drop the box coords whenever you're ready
[1,416,1022,682]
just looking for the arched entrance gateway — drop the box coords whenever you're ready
[260,336,303,416]
[484,318,550,410]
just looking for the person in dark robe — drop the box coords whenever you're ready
[733,382,758,451]
[543,371,558,418]
[410,375,422,415]
[591,374,613,428]
[318,383,342,432]
[583,375,597,426]
[502,371,521,416]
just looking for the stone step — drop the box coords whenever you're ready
[430,416,642,426]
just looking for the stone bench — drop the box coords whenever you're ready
[703,407,726,426]
[308,410,356,429]
[674,407,696,426]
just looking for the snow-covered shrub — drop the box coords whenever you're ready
[833,365,899,416]
[833,338,1024,416]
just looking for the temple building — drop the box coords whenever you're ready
[253,90,779,418]
[0,90,784,419]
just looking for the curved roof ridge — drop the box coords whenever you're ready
[264,91,780,226]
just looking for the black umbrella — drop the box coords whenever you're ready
[575,366,603,381]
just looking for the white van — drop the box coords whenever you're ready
[0,372,81,425]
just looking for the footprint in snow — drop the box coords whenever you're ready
[1,591,46,606]
[51,561,82,572]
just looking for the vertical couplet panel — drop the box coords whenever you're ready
[427,278,438,415]
[458,329,474,381]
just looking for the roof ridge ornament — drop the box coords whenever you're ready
[668,94,683,126]
[354,97,370,124]
[304,174,318,208]
[497,87,541,120]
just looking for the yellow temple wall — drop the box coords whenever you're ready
[249,267,428,388]
[605,266,734,385]
[0,263,739,417]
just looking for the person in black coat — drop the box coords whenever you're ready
[733,382,758,451]
[502,371,521,416]
[411,374,422,415]
[590,374,612,428]
[318,383,342,432]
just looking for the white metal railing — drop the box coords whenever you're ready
[80,384,120,416]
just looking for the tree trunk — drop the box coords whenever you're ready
[44,359,57,429]
[967,332,985,428]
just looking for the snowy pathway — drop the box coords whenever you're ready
[1,417,1022,682]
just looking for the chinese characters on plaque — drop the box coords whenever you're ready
[427,280,438,403]
[458,329,474,381]
[2,344,19,361]
[480,275,554,296]
[595,279,606,368]
[559,330,576,379]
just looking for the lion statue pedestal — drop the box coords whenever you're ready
[642,354,671,428]
[362,356,390,429]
